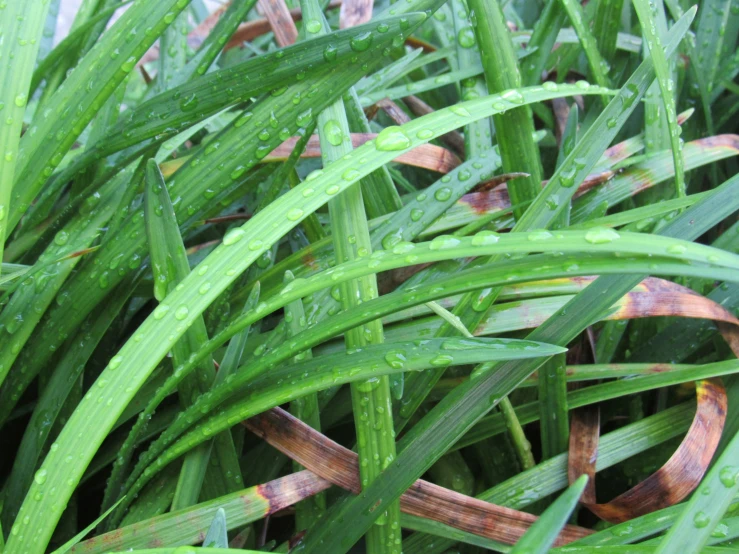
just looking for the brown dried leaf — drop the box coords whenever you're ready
[265,133,462,172]
[244,408,592,546]
[257,0,298,47]
[568,379,727,523]
[340,0,373,29]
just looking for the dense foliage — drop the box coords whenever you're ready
[0,0,738,552]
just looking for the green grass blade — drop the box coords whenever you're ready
[573,135,739,222]
[48,500,122,554]
[292,154,739,554]
[0,1,52,264]
[0,14,421,427]
[558,0,612,92]
[521,0,567,86]
[388,9,694,440]
[1,283,133,530]
[510,475,588,554]
[695,0,737,94]
[302,1,401,548]
[514,6,696,231]
[73,473,328,554]
[120,337,567,505]
[10,0,195,236]
[406,402,697,554]
[285,271,324,530]
[632,0,685,198]
[29,2,132,97]
[203,508,228,548]
[450,0,492,157]
[0,176,123,389]
[76,17,430,172]
[591,0,625,62]
[467,0,542,221]
[3,15,425,552]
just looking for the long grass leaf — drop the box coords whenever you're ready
[510,476,588,553]
[0,1,52,264]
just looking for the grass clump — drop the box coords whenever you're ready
[0,0,738,553]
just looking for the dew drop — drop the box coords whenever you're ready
[434,187,452,201]
[223,228,246,245]
[323,119,344,146]
[450,105,471,116]
[375,126,412,151]
[693,511,710,528]
[719,466,738,488]
[350,32,373,52]
[584,227,620,244]
[429,235,461,250]
[54,231,69,246]
[34,469,47,485]
[175,305,189,320]
[471,230,500,245]
[287,208,304,221]
[153,304,170,319]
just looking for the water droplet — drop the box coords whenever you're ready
[179,94,199,112]
[287,208,304,221]
[430,354,453,366]
[450,105,471,116]
[223,228,246,245]
[434,187,452,201]
[471,230,500,245]
[666,243,687,255]
[542,81,558,91]
[528,230,554,241]
[34,469,47,485]
[392,241,414,254]
[416,129,433,139]
[457,26,476,48]
[384,350,407,369]
[342,168,360,181]
[501,90,524,104]
[14,93,27,107]
[410,208,424,221]
[350,32,373,52]
[356,377,381,392]
[323,44,338,62]
[323,119,344,146]
[429,235,460,250]
[175,305,189,320]
[153,304,170,319]
[306,19,322,33]
[719,466,738,488]
[54,231,69,246]
[584,227,620,244]
[375,126,411,151]
[693,511,710,528]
